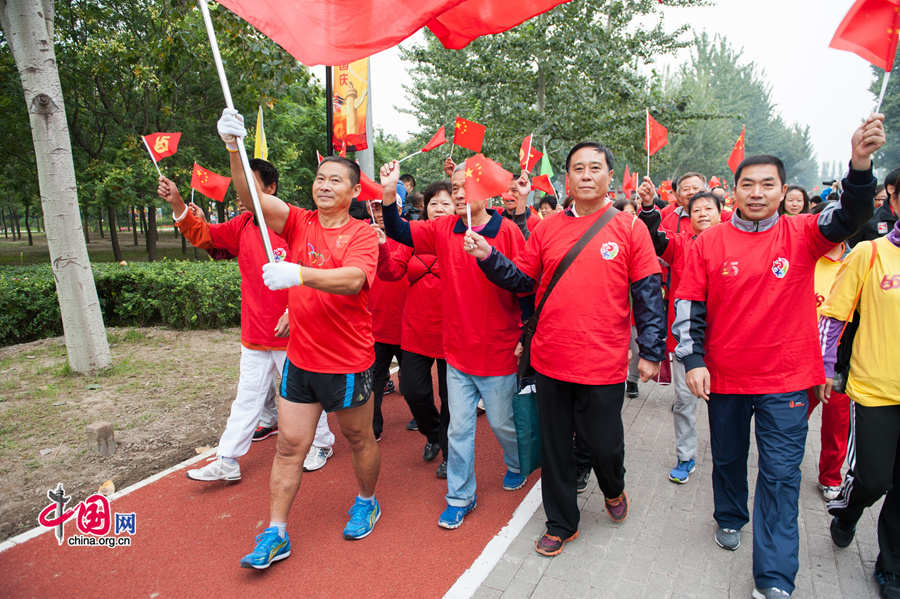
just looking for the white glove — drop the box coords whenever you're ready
[217,108,246,152]
[263,261,303,290]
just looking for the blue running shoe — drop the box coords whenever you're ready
[503,469,527,491]
[668,458,696,484]
[343,496,381,540]
[240,527,290,569]
[438,496,476,529]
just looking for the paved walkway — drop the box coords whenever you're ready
[476,380,883,599]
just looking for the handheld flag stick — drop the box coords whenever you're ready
[197,0,275,263]
[366,200,377,223]
[645,108,651,176]
[465,202,472,233]
[397,150,423,164]
[141,136,163,177]
[875,70,891,114]
[449,143,454,161]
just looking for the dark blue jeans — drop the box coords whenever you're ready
[708,390,809,594]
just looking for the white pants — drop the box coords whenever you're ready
[217,347,333,459]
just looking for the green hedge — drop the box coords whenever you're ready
[0,260,241,346]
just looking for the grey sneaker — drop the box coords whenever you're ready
[186,456,241,482]
[752,587,790,599]
[303,445,334,472]
[819,483,841,501]
[714,525,741,550]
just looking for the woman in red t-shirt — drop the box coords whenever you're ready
[376,181,454,478]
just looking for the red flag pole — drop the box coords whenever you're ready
[875,70,891,113]
[141,136,163,177]
[645,108,650,176]
[397,150,423,164]
[197,0,275,263]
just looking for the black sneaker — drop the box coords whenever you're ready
[252,425,278,441]
[406,418,418,431]
[625,381,639,398]
[383,380,396,395]
[830,516,856,548]
[436,460,448,479]
[423,442,440,462]
[875,567,900,599]
[576,467,591,494]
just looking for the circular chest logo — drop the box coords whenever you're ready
[771,257,790,279]
[273,247,287,262]
[600,241,619,260]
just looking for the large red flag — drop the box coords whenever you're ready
[519,134,543,173]
[191,162,232,203]
[421,126,447,152]
[829,0,900,71]
[464,153,513,204]
[532,174,555,196]
[728,127,746,175]
[143,132,181,161]
[453,116,486,152]
[645,112,667,156]
[217,0,569,66]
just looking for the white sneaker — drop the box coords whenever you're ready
[819,483,841,501]
[186,456,241,482]
[303,445,334,472]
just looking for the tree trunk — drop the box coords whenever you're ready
[180,230,187,255]
[0,0,110,371]
[0,208,7,239]
[97,206,103,238]
[107,204,122,262]
[24,202,33,245]
[146,206,157,261]
[80,206,90,243]
[12,207,22,239]
[131,205,138,245]
[216,201,225,225]
[139,205,147,235]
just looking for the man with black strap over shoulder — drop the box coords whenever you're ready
[463,142,666,557]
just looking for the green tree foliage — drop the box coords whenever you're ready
[398,0,707,186]
[660,34,818,187]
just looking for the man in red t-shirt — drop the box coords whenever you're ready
[465,142,667,557]
[661,172,706,236]
[500,172,542,240]
[156,161,334,482]
[217,109,381,570]
[380,158,528,532]
[672,115,885,598]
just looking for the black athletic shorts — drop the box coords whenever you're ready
[280,358,374,413]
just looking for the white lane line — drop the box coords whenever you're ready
[442,479,543,599]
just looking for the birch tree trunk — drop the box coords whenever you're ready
[0,0,110,371]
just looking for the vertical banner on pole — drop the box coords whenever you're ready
[325,65,333,157]
[332,58,370,153]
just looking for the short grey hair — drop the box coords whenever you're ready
[453,162,466,175]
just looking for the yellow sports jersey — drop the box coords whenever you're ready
[821,237,900,407]
[814,253,844,317]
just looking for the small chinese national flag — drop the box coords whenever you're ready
[829,0,900,71]
[356,169,382,203]
[622,166,638,199]
[453,116,486,153]
[645,112,667,156]
[316,150,324,164]
[143,132,181,161]
[190,162,231,203]
[519,134,543,173]
[532,174,555,196]
[728,127,746,175]
[464,153,512,204]
[421,126,447,152]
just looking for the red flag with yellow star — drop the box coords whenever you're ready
[829,0,900,71]
[464,153,512,204]
[728,127,746,175]
[453,116,486,152]
[519,134,543,173]
[190,162,231,203]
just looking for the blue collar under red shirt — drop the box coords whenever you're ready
[452,208,504,237]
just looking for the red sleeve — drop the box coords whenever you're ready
[628,215,663,282]
[376,239,413,281]
[660,231,682,266]
[409,218,438,254]
[342,224,379,290]
[802,213,838,258]
[207,213,250,257]
[674,236,708,301]
[514,218,543,281]
[281,205,311,250]
[174,209,216,251]
[526,215,541,232]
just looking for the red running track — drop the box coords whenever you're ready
[0,382,537,599]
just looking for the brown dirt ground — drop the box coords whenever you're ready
[0,326,242,541]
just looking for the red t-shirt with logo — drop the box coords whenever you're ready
[370,239,410,346]
[180,210,289,350]
[515,206,661,385]
[661,207,690,235]
[675,213,835,394]
[281,206,379,374]
[410,212,524,376]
